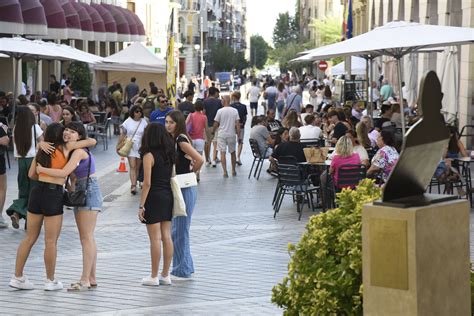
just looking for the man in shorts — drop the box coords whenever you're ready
[247,80,261,117]
[213,95,240,178]
[230,91,247,166]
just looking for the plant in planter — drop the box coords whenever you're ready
[67,61,92,97]
[272,179,381,315]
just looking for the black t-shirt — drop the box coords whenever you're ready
[230,102,247,127]
[176,135,192,175]
[178,101,195,119]
[272,141,306,163]
[50,81,60,94]
[333,122,348,140]
[203,97,222,127]
[374,117,391,130]
[267,119,283,133]
[188,81,196,92]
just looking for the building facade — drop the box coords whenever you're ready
[299,0,344,46]
[176,0,248,78]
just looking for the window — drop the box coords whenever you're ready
[127,1,135,13]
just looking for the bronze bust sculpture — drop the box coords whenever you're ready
[377,71,457,207]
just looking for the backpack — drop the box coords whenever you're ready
[143,96,156,118]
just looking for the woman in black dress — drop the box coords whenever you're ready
[138,123,175,286]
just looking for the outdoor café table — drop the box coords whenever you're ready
[454,157,473,206]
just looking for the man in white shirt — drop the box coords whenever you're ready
[247,80,261,117]
[299,114,322,141]
[213,95,241,178]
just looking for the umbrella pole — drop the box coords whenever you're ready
[369,57,373,116]
[366,58,370,114]
[397,57,406,137]
[11,57,20,125]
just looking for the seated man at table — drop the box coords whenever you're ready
[299,114,322,142]
[266,109,283,133]
[250,115,273,157]
[328,110,348,145]
[270,127,306,163]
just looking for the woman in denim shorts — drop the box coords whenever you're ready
[37,122,103,291]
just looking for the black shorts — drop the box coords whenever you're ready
[250,102,258,109]
[0,154,5,175]
[28,182,64,216]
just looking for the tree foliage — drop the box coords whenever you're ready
[68,61,92,97]
[272,12,299,48]
[250,35,271,69]
[209,43,249,72]
[310,16,342,47]
[272,180,382,315]
[270,41,312,73]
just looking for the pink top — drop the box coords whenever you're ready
[330,153,361,188]
[48,105,62,123]
[188,112,207,140]
[64,86,73,104]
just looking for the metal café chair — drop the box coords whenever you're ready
[248,139,269,180]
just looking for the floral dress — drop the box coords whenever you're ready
[371,145,399,182]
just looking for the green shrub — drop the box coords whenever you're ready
[68,61,92,97]
[272,179,381,315]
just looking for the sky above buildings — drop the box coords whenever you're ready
[246,0,296,45]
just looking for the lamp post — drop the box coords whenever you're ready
[199,16,204,82]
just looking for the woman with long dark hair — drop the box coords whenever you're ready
[165,111,204,278]
[138,123,175,286]
[61,106,77,125]
[6,107,43,229]
[9,123,66,291]
[36,122,103,291]
[10,122,96,291]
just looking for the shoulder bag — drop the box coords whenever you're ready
[170,164,187,217]
[117,120,142,157]
[63,150,91,207]
[175,134,198,188]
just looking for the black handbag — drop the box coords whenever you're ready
[63,151,91,207]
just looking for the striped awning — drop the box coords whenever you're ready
[81,2,106,42]
[118,7,139,42]
[59,0,81,39]
[18,0,47,35]
[0,0,25,35]
[91,2,117,42]
[70,0,94,41]
[102,3,131,42]
[39,0,68,39]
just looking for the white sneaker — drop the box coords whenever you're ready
[0,216,8,228]
[9,276,34,290]
[206,161,211,166]
[44,279,63,291]
[159,274,172,285]
[142,276,159,286]
[211,160,217,167]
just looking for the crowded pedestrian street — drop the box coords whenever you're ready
[0,0,473,314]
[0,114,308,314]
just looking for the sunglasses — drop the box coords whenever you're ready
[160,100,168,103]
[135,110,142,113]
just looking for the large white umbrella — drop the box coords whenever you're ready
[329,56,367,76]
[291,21,474,136]
[439,46,459,124]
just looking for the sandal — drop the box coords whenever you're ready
[67,282,90,292]
[130,185,137,195]
[10,214,19,229]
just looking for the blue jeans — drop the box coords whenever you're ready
[171,186,197,277]
[276,100,285,119]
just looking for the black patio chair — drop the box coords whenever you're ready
[248,138,269,180]
[273,159,319,220]
[324,164,367,209]
[88,118,110,150]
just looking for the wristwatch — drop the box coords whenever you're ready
[139,205,144,210]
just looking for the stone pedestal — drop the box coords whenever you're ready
[362,199,470,315]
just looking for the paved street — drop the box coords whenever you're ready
[0,128,310,315]
[1,107,474,315]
